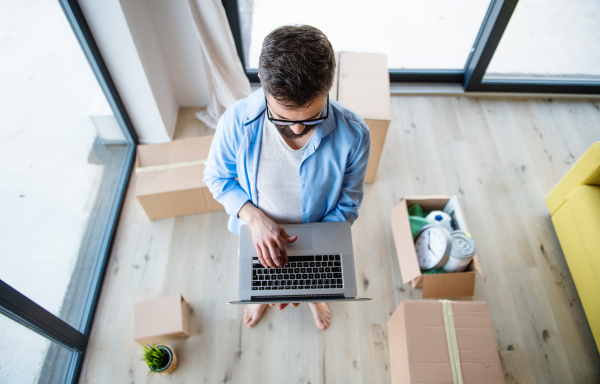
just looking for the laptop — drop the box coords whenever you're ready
[229,221,370,304]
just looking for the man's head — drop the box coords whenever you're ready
[259,25,336,109]
[259,25,335,138]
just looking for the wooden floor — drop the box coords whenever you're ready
[80,98,600,383]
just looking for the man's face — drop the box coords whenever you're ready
[265,93,328,140]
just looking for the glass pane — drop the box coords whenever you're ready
[239,0,492,70]
[0,314,76,383]
[485,0,600,81]
[0,1,132,331]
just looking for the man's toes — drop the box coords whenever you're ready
[243,310,254,326]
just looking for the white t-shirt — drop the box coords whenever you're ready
[256,115,310,224]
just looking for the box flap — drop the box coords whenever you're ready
[337,51,391,121]
[136,136,213,195]
[451,301,504,383]
[402,300,453,382]
[397,300,504,384]
[137,135,213,168]
[391,199,422,284]
[136,164,207,196]
[363,118,390,183]
[404,195,452,212]
[472,254,483,276]
[422,272,476,298]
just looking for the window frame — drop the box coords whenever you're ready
[0,0,138,382]
[224,0,600,94]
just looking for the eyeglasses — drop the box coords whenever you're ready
[265,96,329,126]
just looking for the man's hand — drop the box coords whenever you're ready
[238,202,297,268]
[270,303,300,310]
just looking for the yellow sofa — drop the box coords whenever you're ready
[546,142,600,352]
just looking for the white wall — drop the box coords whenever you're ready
[79,0,210,143]
[120,0,179,140]
[147,0,209,107]
[79,0,169,143]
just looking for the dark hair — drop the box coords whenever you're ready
[259,25,335,109]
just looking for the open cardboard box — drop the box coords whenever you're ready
[387,300,504,384]
[335,51,391,183]
[391,196,482,298]
[135,135,223,220]
[134,295,190,346]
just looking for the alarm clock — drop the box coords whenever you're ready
[414,224,453,270]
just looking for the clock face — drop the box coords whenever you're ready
[415,225,452,270]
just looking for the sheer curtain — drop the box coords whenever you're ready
[186,0,251,129]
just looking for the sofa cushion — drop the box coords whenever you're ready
[546,142,600,216]
[553,185,600,351]
[568,185,600,273]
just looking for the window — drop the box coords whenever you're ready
[238,0,491,70]
[226,0,600,93]
[0,1,136,382]
[485,0,600,82]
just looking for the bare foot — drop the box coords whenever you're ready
[308,302,331,330]
[243,304,268,328]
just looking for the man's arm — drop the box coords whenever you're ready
[322,122,371,223]
[204,111,297,269]
[203,110,251,219]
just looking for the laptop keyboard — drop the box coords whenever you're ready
[252,255,343,291]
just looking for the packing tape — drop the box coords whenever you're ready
[136,159,206,174]
[441,300,464,384]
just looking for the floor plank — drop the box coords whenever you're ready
[80,98,600,383]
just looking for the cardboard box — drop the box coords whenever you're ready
[329,51,340,101]
[336,51,391,183]
[391,196,482,298]
[134,295,190,345]
[387,300,504,384]
[135,135,223,220]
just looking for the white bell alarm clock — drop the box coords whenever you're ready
[414,224,453,270]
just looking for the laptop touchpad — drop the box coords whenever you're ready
[283,227,313,251]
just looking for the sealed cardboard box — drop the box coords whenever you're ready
[134,295,190,345]
[135,135,223,220]
[391,196,482,298]
[387,300,504,384]
[336,51,391,183]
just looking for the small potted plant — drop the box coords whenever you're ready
[141,344,178,375]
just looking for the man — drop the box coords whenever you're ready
[204,25,370,330]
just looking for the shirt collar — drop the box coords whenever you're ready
[244,88,267,126]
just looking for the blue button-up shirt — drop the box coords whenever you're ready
[204,88,371,234]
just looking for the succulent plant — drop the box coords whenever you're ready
[141,344,171,374]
